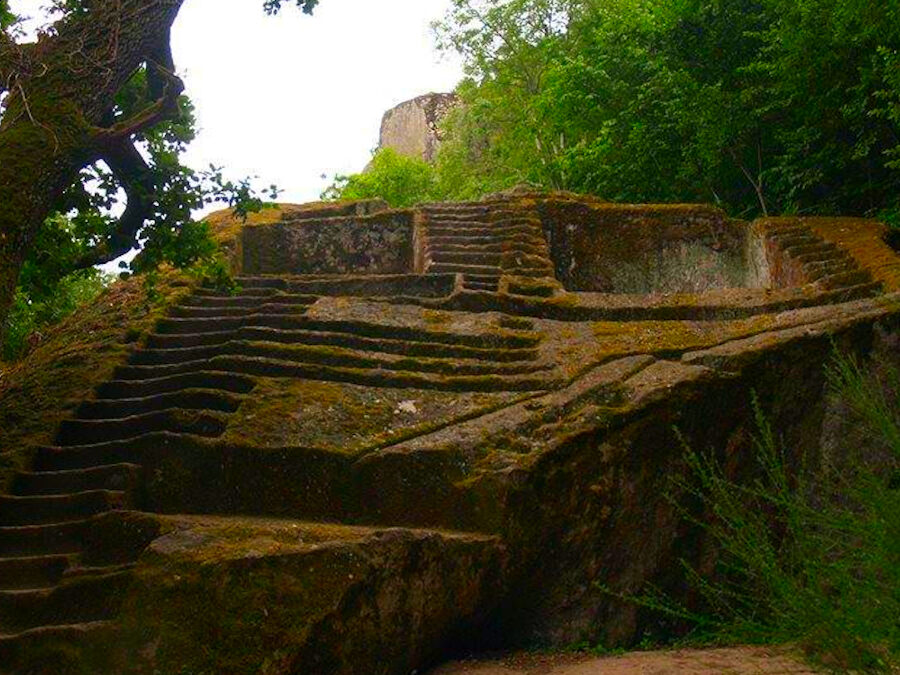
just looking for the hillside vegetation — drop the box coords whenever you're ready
[330,0,900,226]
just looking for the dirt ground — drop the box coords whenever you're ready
[428,646,821,674]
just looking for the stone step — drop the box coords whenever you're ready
[33,434,198,472]
[113,355,558,393]
[428,251,502,267]
[794,248,851,264]
[464,273,502,283]
[429,263,503,277]
[464,282,500,292]
[77,389,246,420]
[0,571,131,635]
[96,372,256,400]
[156,312,322,335]
[140,330,538,364]
[170,303,312,319]
[193,286,280,298]
[818,270,873,289]
[802,259,856,281]
[0,492,125,527]
[427,242,504,254]
[427,224,537,238]
[57,410,229,446]
[0,555,73,591]
[179,293,318,309]
[13,465,141,498]
[0,620,117,667]
[782,241,841,259]
[0,521,88,558]
[114,344,549,381]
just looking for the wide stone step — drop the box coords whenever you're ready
[96,371,255,400]
[0,492,125,527]
[169,302,313,319]
[179,293,318,309]
[0,555,73,591]
[33,434,198,472]
[156,312,327,335]
[0,620,117,667]
[117,355,557,393]
[140,329,538,364]
[0,571,131,635]
[77,389,246,420]
[115,344,550,381]
[0,521,88,558]
[57,410,229,446]
[13,465,141,498]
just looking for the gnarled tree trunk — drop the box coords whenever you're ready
[0,0,186,340]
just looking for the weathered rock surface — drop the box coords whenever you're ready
[1,190,899,673]
[377,92,459,163]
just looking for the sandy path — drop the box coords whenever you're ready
[428,646,820,674]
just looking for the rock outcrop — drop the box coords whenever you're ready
[377,92,459,163]
[1,190,899,673]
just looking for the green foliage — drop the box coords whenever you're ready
[435,0,900,217]
[322,148,438,208]
[2,271,109,361]
[639,353,900,672]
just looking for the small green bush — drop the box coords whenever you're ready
[322,148,438,208]
[632,350,900,672]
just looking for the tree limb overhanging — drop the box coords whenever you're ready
[90,63,185,151]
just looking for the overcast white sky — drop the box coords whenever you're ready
[10,0,464,203]
[173,0,463,203]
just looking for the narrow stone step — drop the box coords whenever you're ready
[428,224,536,238]
[429,251,502,267]
[0,491,125,527]
[464,281,499,292]
[783,241,840,258]
[97,372,256,400]
[463,273,502,283]
[0,571,131,634]
[0,555,73,591]
[818,270,873,289]
[77,389,245,420]
[426,242,504,254]
[57,409,229,446]
[157,312,327,335]
[794,248,850,264]
[430,263,503,277]
[0,521,88,558]
[13,465,141,498]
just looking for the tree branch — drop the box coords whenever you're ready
[90,62,184,149]
[74,137,155,269]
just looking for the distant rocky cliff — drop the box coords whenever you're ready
[377,92,458,163]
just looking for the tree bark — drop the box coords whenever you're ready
[0,0,186,341]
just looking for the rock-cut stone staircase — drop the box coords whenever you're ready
[421,201,560,296]
[0,280,559,664]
